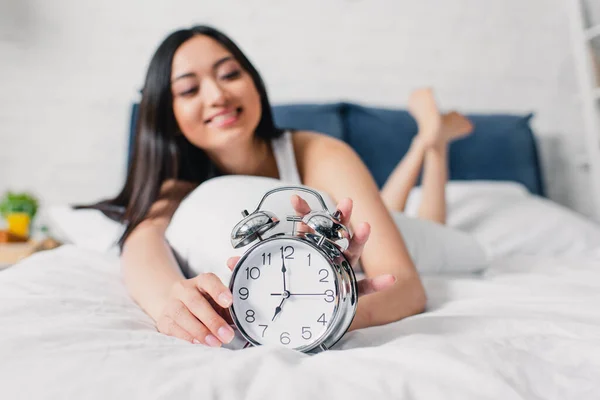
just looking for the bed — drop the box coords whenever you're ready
[1,103,599,399]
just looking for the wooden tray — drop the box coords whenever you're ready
[0,241,39,269]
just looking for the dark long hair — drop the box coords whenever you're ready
[80,25,283,248]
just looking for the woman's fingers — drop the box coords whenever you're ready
[227,256,240,271]
[291,195,353,227]
[357,274,397,297]
[290,194,312,215]
[174,273,236,345]
[344,222,370,266]
[181,284,235,346]
[290,195,312,232]
[156,316,195,343]
[159,301,216,346]
[335,198,353,226]
[195,272,233,308]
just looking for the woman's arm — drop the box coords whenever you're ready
[295,132,427,330]
[121,179,236,347]
[120,180,196,321]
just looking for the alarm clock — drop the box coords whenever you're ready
[228,186,358,354]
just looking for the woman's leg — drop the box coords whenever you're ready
[380,88,473,224]
[379,133,430,214]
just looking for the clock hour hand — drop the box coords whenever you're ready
[272,297,286,321]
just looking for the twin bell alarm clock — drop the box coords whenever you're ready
[228,186,358,354]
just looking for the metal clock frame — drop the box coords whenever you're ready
[229,235,358,354]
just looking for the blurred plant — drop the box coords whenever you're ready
[0,191,39,219]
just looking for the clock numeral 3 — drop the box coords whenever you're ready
[245,309,256,323]
[318,269,329,283]
[324,289,335,303]
[238,287,249,300]
[280,332,291,345]
[317,313,327,326]
[245,267,260,280]
[301,326,312,340]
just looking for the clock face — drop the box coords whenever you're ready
[230,237,338,351]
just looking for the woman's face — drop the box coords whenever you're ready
[170,35,262,151]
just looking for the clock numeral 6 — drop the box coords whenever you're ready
[245,267,260,280]
[301,326,312,340]
[245,309,255,323]
[238,287,249,300]
[318,313,327,326]
[324,289,335,303]
[280,332,291,345]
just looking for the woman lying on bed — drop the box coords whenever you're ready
[92,25,472,348]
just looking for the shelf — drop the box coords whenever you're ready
[586,25,600,40]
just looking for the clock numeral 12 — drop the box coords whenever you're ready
[280,246,294,260]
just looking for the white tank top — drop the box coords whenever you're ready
[271,130,302,185]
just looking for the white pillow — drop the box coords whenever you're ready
[44,205,124,254]
[165,176,337,284]
[392,213,490,275]
[404,180,529,220]
[166,175,490,282]
[44,176,491,276]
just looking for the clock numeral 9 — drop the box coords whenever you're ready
[280,332,291,345]
[280,245,294,260]
[301,326,312,340]
[324,289,335,303]
[318,269,329,283]
[245,267,260,280]
[245,309,255,323]
[238,287,249,300]
[317,313,327,326]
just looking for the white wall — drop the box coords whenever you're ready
[0,0,595,219]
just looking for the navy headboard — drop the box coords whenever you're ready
[128,102,545,196]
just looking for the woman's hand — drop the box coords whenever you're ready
[226,195,397,298]
[156,273,236,347]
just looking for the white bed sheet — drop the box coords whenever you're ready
[2,185,600,400]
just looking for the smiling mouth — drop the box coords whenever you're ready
[205,107,243,125]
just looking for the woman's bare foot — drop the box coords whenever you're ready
[441,111,474,142]
[408,88,442,149]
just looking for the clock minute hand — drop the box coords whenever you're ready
[281,256,287,291]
